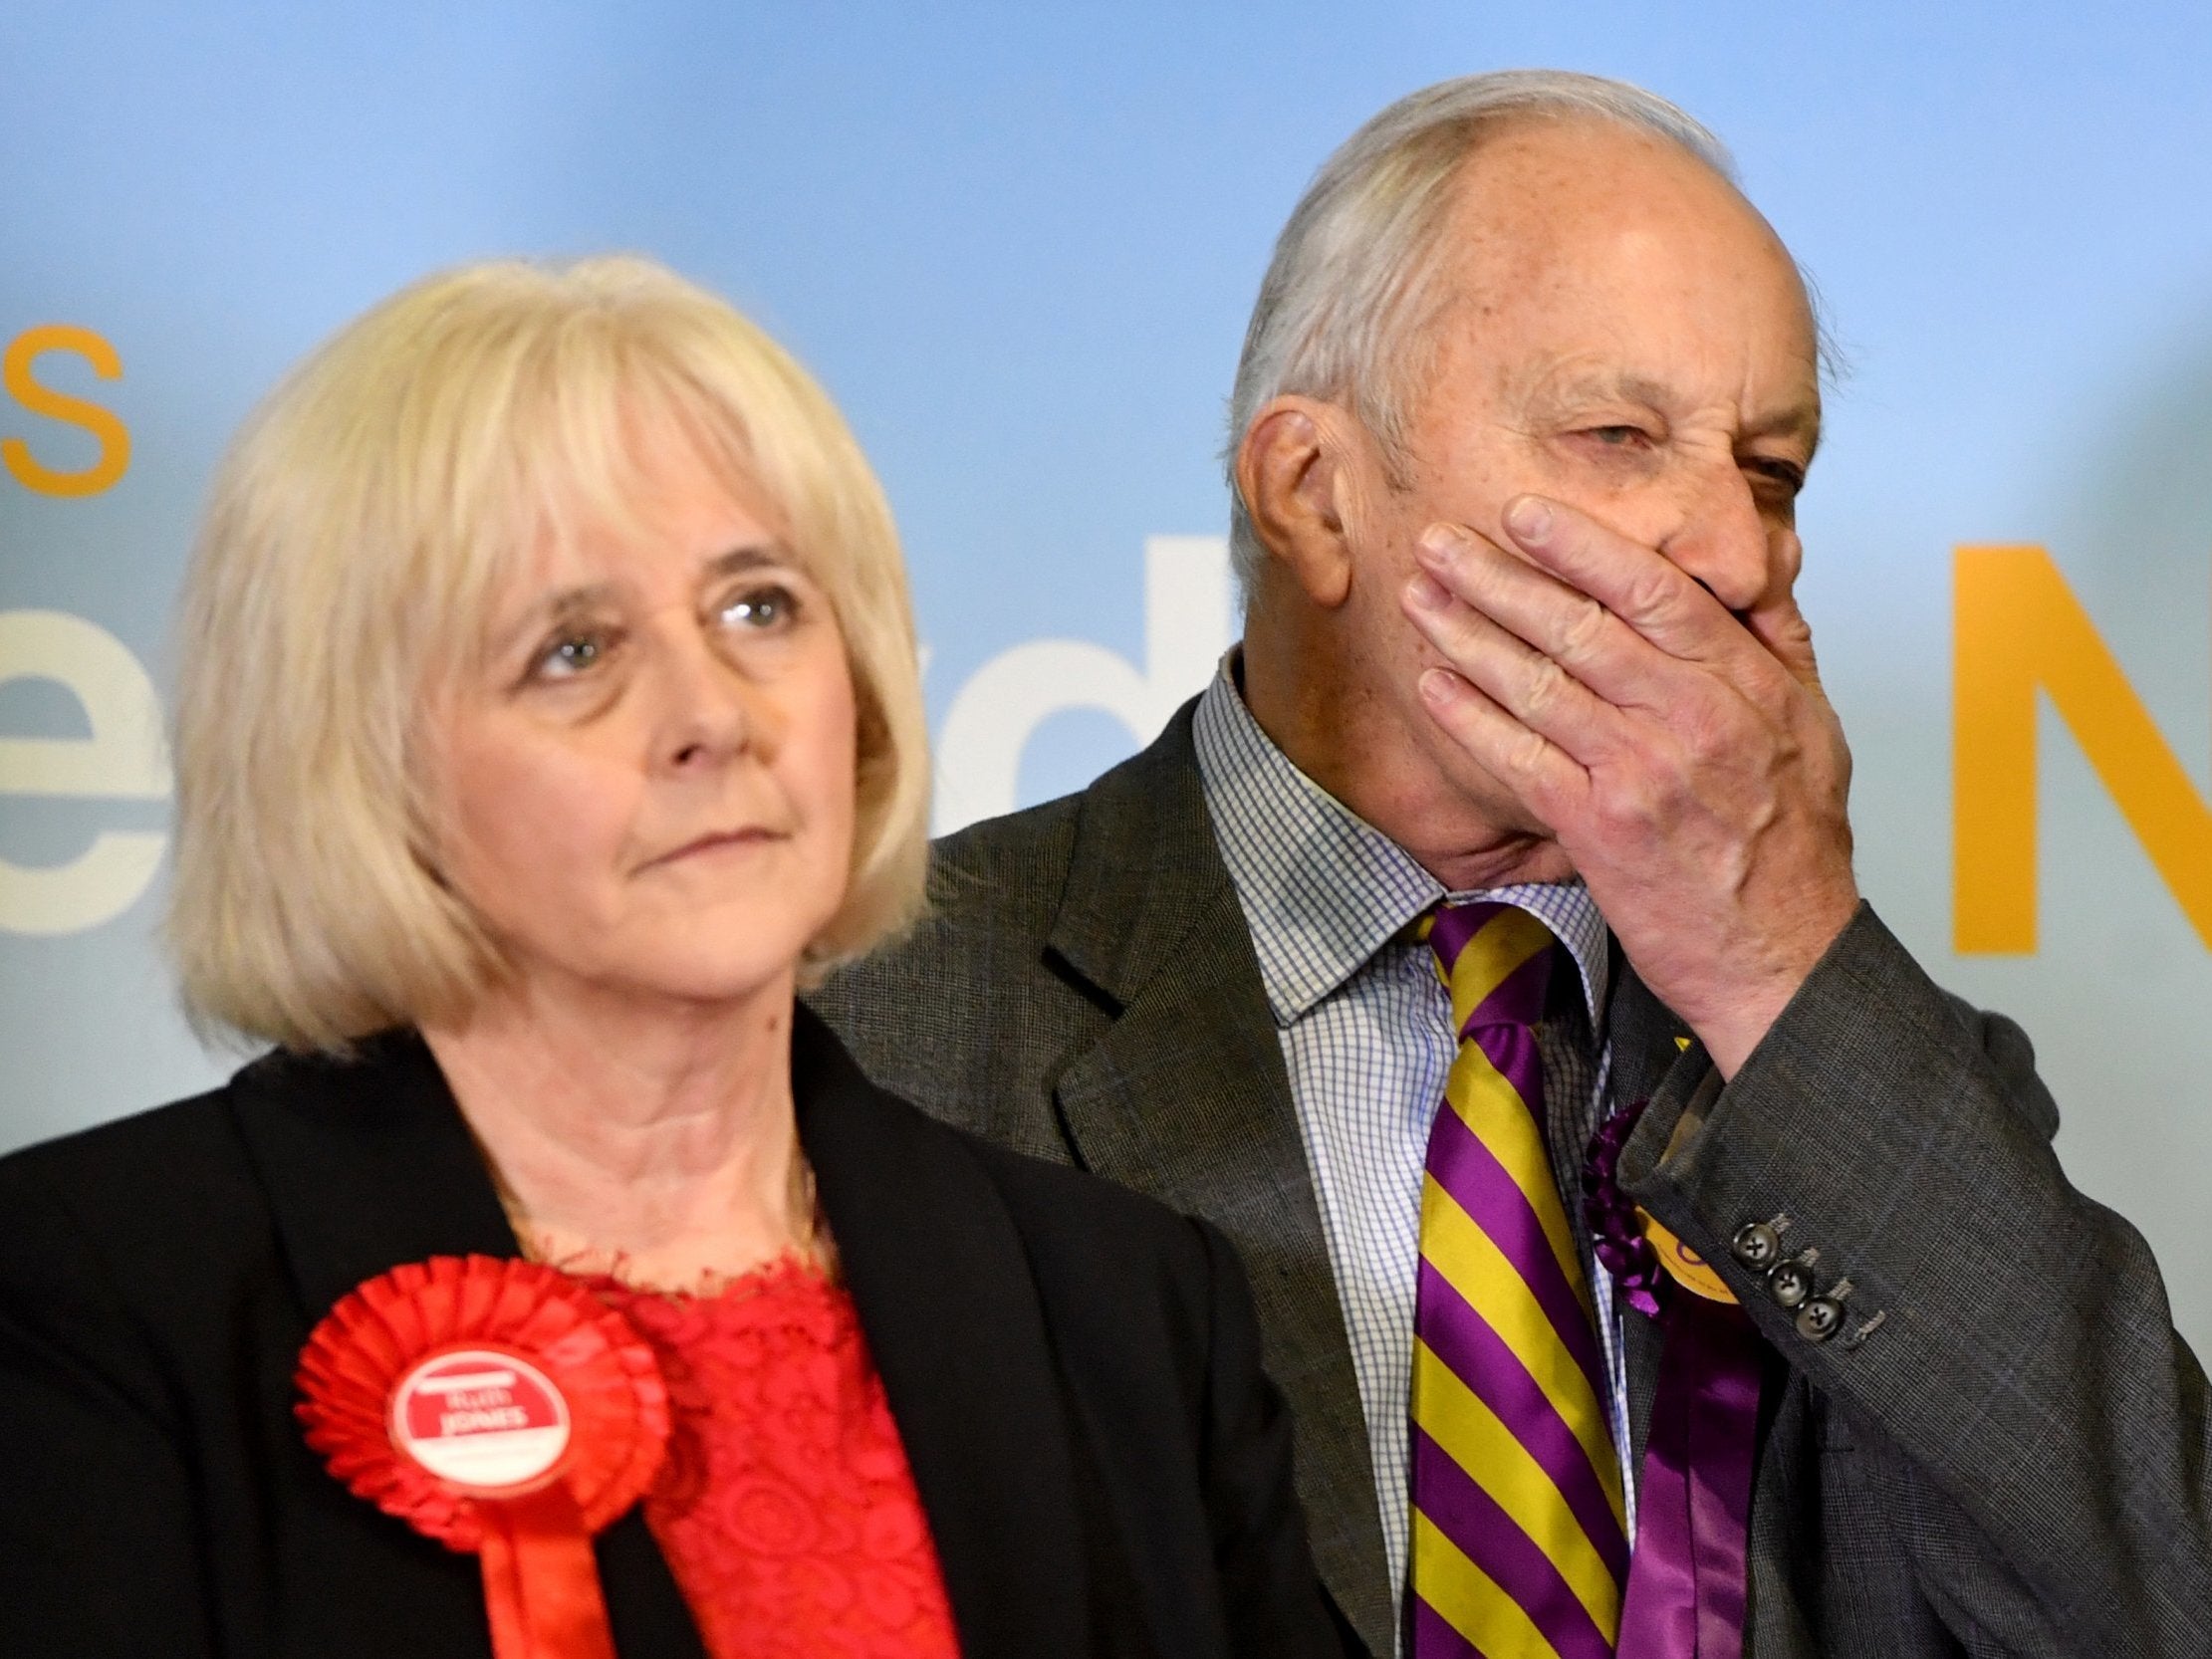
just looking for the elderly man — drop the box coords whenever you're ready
[815,71,2210,1658]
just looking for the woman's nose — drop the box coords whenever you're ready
[648,631,758,772]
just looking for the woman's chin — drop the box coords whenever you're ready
[485,946,807,1024]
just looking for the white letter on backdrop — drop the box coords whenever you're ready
[0,610,171,935]
[933,535,1232,833]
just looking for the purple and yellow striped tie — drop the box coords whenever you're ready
[1410,901,1627,1659]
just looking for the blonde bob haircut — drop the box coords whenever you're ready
[168,255,931,1053]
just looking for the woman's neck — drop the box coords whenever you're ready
[422,970,816,1291]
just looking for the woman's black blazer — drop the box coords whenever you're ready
[0,1007,1352,1659]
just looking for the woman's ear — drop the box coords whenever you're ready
[1233,396,1368,608]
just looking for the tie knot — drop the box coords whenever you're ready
[1424,901,1556,1035]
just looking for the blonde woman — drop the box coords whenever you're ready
[0,260,1348,1659]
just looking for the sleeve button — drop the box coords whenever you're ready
[1731,1222,1781,1270]
[1796,1298,1844,1342]
[1767,1259,1814,1309]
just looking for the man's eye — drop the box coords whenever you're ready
[1576,425,1655,452]
[719,584,800,630]
[1745,457,1809,497]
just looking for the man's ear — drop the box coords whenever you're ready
[1234,395,1365,608]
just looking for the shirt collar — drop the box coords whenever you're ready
[1191,657,1611,1029]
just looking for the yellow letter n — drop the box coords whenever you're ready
[1954,546,2212,953]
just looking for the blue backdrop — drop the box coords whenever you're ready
[4,1,2209,1342]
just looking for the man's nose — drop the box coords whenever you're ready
[1653,463,1781,613]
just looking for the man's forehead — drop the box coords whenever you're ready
[1422,126,1822,441]
[1440,123,1806,302]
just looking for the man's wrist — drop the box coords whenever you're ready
[1688,891,1863,1078]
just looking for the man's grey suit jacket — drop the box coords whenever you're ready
[812,702,2212,1658]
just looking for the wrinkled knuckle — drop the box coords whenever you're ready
[1520,655,1573,720]
[1557,595,1610,660]
[1623,568,1678,623]
[1509,726,1553,779]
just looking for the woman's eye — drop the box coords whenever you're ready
[719,584,800,631]
[531,631,611,679]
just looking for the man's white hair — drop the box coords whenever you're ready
[1223,70,1738,590]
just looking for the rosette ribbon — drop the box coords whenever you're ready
[1585,1100,1779,1659]
[297,1255,671,1659]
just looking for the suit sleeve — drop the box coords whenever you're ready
[0,1167,217,1659]
[1190,1216,1366,1659]
[1620,902,2212,1656]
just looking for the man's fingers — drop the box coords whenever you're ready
[1414,664,1587,822]
[1742,583,1827,693]
[1403,569,1629,762]
[1413,524,1685,714]
[1496,494,1752,665]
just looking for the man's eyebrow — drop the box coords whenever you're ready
[1612,372,1674,409]
[1527,368,1686,416]
[1744,399,1823,459]
[1523,366,1641,408]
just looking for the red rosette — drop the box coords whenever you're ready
[296,1255,671,1659]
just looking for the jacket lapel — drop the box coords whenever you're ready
[227,1035,517,1316]
[1043,706,1395,1656]
[794,1009,1094,1659]
[225,1035,706,1659]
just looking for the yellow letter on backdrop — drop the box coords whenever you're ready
[2,325,132,498]
[1954,545,2212,953]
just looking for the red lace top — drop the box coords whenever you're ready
[585,1259,962,1659]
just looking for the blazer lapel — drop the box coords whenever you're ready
[225,1035,705,1659]
[227,1035,517,1316]
[1043,707,1395,1656]
[794,1009,1093,1659]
